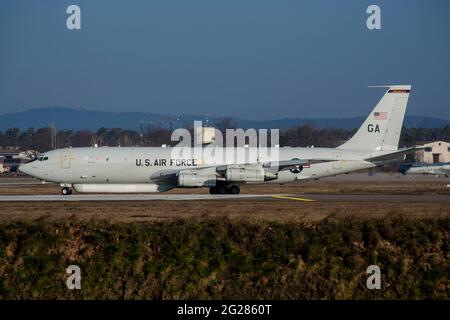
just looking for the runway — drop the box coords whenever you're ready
[0,193,449,202]
[0,193,276,202]
[274,194,450,203]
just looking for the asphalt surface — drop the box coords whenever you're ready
[0,194,276,201]
[0,193,449,202]
[282,194,450,203]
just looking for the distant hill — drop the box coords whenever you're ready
[0,107,448,131]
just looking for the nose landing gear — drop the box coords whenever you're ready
[61,187,73,195]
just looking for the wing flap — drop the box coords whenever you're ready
[263,159,328,171]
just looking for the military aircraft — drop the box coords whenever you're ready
[20,85,419,195]
[398,162,450,177]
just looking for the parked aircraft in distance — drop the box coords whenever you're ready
[20,85,420,195]
[398,162,450,177]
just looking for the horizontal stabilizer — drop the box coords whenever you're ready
[364,146,424,162]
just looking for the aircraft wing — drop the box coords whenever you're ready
[364,146,425,163]
[214,158,329,174]
[150,169,180,184]
[262,159,329,171]
[150,166,219,184]
[151,158,329,184]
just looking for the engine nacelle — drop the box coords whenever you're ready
[225,166,277,182]
[178,171,216,187]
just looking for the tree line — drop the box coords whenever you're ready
[1,121,449,152]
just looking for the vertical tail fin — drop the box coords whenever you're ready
[338,85,411,151]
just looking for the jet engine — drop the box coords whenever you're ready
[225,165,277,182]
[177,171,216,187]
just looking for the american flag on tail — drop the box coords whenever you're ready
[374,112,388,120]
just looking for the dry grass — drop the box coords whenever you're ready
[0,199,449,223]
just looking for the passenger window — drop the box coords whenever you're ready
[43,157,48,161]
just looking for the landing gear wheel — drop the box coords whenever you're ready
[218,186,227,194]
[61,187,72,195]
[229,185,240,195]
[209,187,218,194]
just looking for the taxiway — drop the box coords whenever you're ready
[0,193,449,202]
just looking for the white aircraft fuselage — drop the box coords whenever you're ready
[20,146,383,192]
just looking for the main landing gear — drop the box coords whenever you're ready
[61,187,73,195]
[209,185,240,195]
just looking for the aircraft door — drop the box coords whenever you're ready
[333,152,342,169]
[61,151,71,169]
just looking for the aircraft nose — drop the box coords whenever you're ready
[19,163,33,176]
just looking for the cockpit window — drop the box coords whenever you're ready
[25,155,48,163]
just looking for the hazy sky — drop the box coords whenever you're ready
[1,0,449,120]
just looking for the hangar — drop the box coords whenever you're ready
[415,141,450,164]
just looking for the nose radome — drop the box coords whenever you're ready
[18,163,32,175]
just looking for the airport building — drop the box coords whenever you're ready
[0,149,34,173]
[415,141,450,163]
